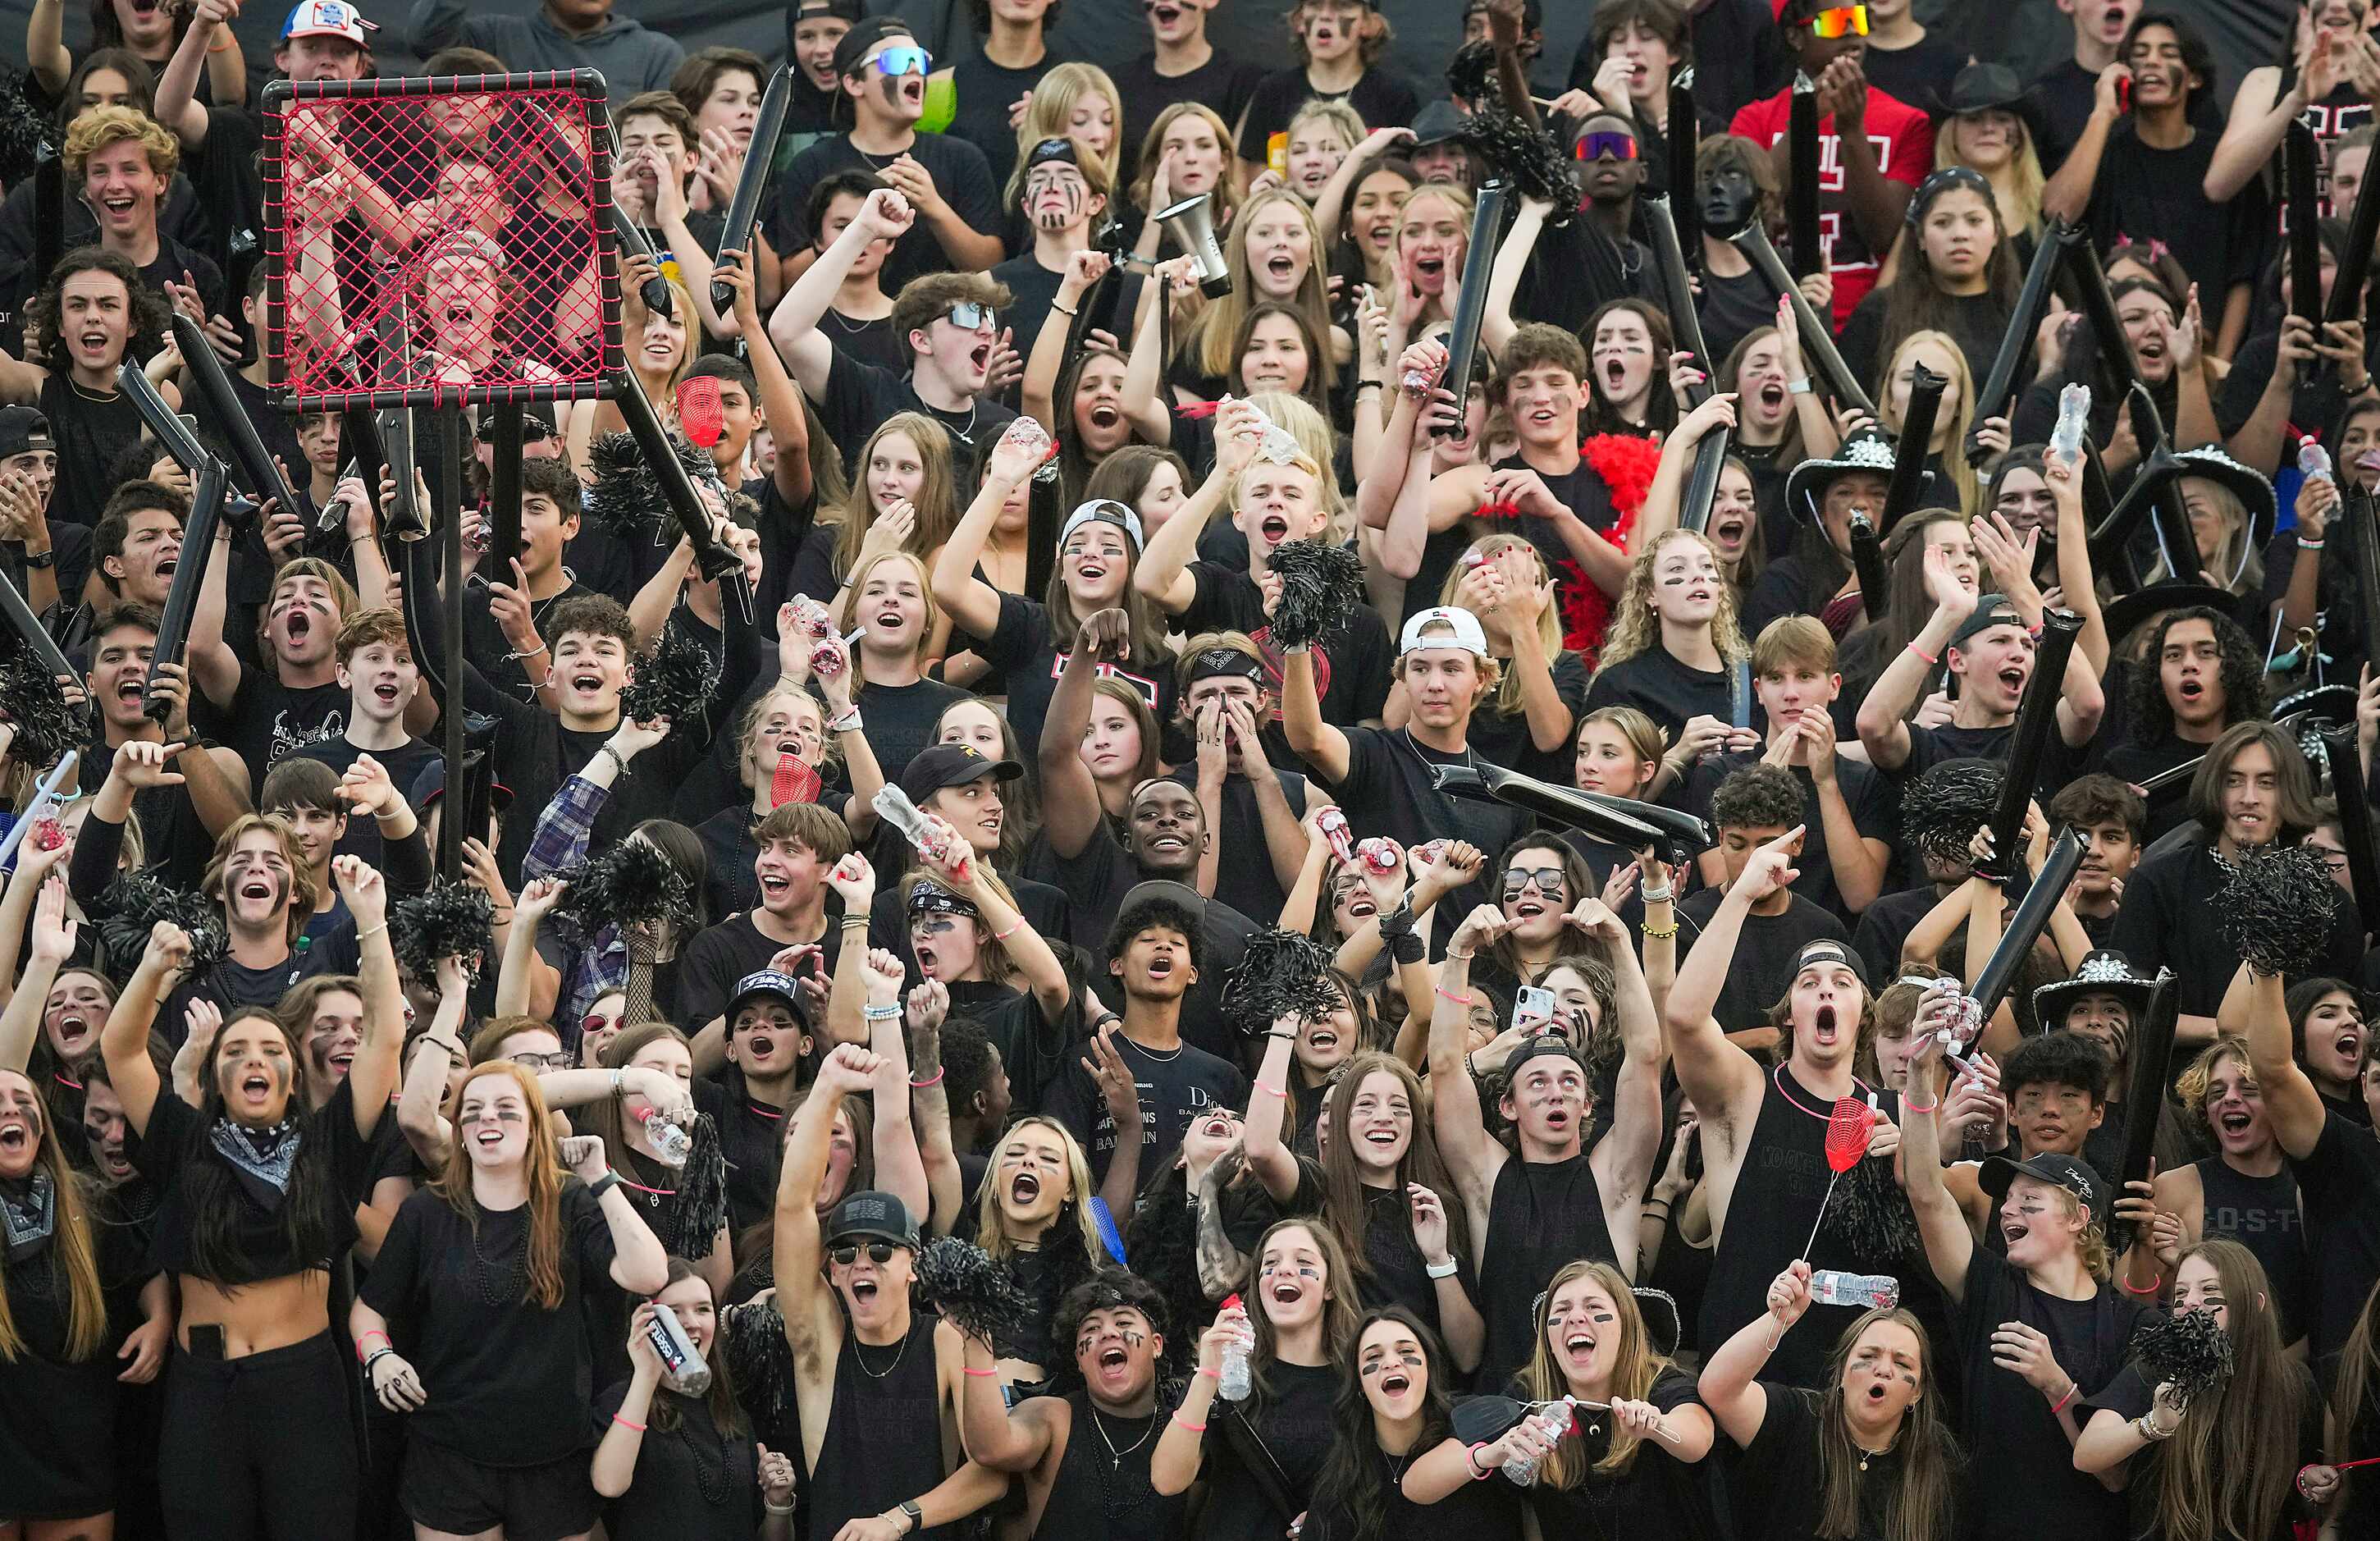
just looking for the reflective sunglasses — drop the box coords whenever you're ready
[830,1241,900,1266]
[872,44,932,76]
[947,300,997,331]
[1575,130,1638,162]
[581,1012,619,1038]
[1502,867,1569,901]
[1810,4,1868,38]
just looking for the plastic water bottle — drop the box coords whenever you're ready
[645,1301,713,1394]
[2049,382,2091,463]
[1808,1270,1901,1310]
[1503,1405,1573,1485]
[1218,1294,1254,1402]
[640,1109,692,1168]
[2300,436,2337,487]
[1316,808,1354,864]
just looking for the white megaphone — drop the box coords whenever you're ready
[1156,193,1233,298]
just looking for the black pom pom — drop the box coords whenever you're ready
[1458,106,1583,227]
[1222,926,1341,1041]
[1445,41,1498,106]
[95,876,226,978]
[2128,1309,2233,1403]
[619,620,720,735]
[0,652,86,767]
[1898,758,2004,867]
[2218,845,2344,977]
[915,1236,1035,1347]
[0,66,50,190]
[584,429,721,542]
[554,839,697,935]
[668,1113,729,1260]
[1820,1150,1921,1263]
[389,881,494,983]
[1266,541,1368,653]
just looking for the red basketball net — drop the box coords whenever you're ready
[263,73,620,411]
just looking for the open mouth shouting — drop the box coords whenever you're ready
[1269,1274,1306,1309]
[97,189,139,226]
[1561,1326,1598,1368]
[2212,1104,2254,1144]
[758,869,792,905]
[1811,1004,1841,1050]
[2001,1216,2031,1251]
[875,605,908,638]
[1200,1111,1236,1141]
[1094,1341,1131,1381]
[1144,951,1178,981]
[53,1012,93,1054]
[1996,663,2028,698]
[744,1031,781,1068]
[567,669,607,702]
[0,1114,30,1162]
[1008,1168,1042,1207]
[850,1274,881,1307]
[1711,509,1748,551]
[914,939,943,978]
[1758,379,1788,414]
[1303,1022,1340,1058]
[235,1065,276,1112]
[1257,512,1292,547]
[1410,252,1446,289]
[1147,0,1184,25]
[1262,249,1298,286]
[1084,399,1121,432]
[74,327,113,362]
[968,339,993,377]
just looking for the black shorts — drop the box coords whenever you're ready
[400,1438,599,1541]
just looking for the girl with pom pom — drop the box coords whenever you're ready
[968,1113,1112,1386]
[351,1061,669,1541]
[1406,1260,1718,1537]
[2074,1238,2321,1541]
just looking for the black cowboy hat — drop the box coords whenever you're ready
[1784,426,1930,524]
[2171,446,2278,561]
[2031,949,2158,1036]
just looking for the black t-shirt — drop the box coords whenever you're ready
[1114,50,1264,183]
[1677,889,1849,1031]
[1193,1360,1337,1541]
[851,674,977,789]
[1586,647,1750,745]
[2291,1109,2380,1387]
[1954,1248,2146,1541]
[1179,560,1394,727]
[1044,1030,1249,1188]
[1523,1366,1721,1541]
[947,50,1072,191]
[988,250,1068,364]
[1724,1383,1929,1541]
[360,1182,621,1466]
[2084,124,2271,310]
[815,344,1019,481]
[2111,841,2365,1019]
[966,589,1176,763]
[677,911,839,1033]
[1325,727,1529,923]
[1464,651,1592,785]
[288,734,442,866]
[589,1380,764,1540]
[1207,770,1311,928]
[1849,884,1949,984]
[770,132,1002,296]
[37,373,148,532]
[2079,1359,2320,1541]
[1700,265,1784,380]
[700,1063,806,1242]
[1835,286,2012,406]
[1684,751,1893,921]
[1238,68,1422,166]
[123,1081,376,1285]
[199,670,348,780]
[2027,58,2102,171]
[1859,31,1971,117]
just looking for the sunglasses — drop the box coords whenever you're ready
[1575,130,1638,162]
[1502,867,1568,901]
[872,44,932,77]
[829,1241,900,1266]
[1810,4,1868,38]
[947,300,997,331]
[582,1013,619,1038]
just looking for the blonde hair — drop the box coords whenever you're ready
[2150,475,2264,596]
[1184,189,1335,388]
[1286,97,1364,162]
[1516,1261,1665,1486]
[971,1115,1110,1266]
[1129,103,1239,224]
[1236,390,1348,537]
[1879,331,1979,515]
[831,414,960,583]
[1939,110,2044,242]
[1437,533,1562,716]
[1003,62,1123,211]
[427,1062,571,1309]
[0,1072,107,1362]
[637,273,701,401]
[1596,528,1750,673]
[838,551,942,670]
[64,103,178,185]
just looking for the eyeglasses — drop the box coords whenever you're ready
[1810,4,1869,38]
[509,1051,571,1072]
[872,44,932,77]
[946,300,997,331]
[2314,848,2353,874]
[1575,130,1638,162]
[829,1241,900,1266]
[1502,867,1568,901]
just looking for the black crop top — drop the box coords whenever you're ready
[122,1081,377,1285]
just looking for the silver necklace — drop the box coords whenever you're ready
[851,1326,911,1379]
[1086,1403,1154,1471]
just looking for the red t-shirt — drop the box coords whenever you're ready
[1729,86,1937,331]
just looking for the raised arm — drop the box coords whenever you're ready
[0,875,72,1073]
[931,430,1043,642]
[100,920,189,1137]
[1481,196,1548,363]
[1120,260,1189,446]
[856,949,931,1226]
[151,0,222,144]
[332,857,404,1136]
[1241,1013,1310,1204]
[2043,65,2128,225]
[1151,1302,1249,1495]
[1281,645,1353,785]
[768,188,917,401]
[1661,830,1791,1119]
[395,965,468,1172]
[1036,609,1131,860]
[1428,906,1511,1260]
[2202,65,2296,205]
[1021,251,1111,432]
[1857,556,1975,770]
[1699,1260,1806,1447]
[1578,899,1666,1204]
[1896,996,1976,1302]
[905,981,966,1240]
[1133,402,1254,615]
[2232,958,2324,1159]
[776,1045,881,1368]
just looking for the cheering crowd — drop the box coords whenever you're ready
[7,0,2380,1535]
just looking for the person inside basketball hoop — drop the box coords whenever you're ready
[410,228,564,400]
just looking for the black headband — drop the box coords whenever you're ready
[1185,647,1267,687]
[907,882,980,920]
[1906,165,1996,230]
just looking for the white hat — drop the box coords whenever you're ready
[1399,606,1490,657]
[282,0,376,44]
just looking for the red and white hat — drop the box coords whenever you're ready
[281,0,377,45]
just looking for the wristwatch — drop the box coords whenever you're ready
[21,548,54,569]
[1787,377,1814,396]
[898,1501,924,1533]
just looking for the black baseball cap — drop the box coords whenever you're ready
[726,967,809,1027]
[474,403,560,442]
[1506,1035,1587,1079]
[1792,938,1869,987]
[1949,595,2025,651]
[0,407,54,462]
[411,757,515,812]
[898,743,1022,804]
[1980,1150,2108,1230]
[826,1190,920,1249]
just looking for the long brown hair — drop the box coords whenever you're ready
[2157,1240,2299,1541]
[1245,1218,1362,1406]
[1317,1054,1469,1286]
[1816,1307,1962,1541]
[427,1062,569,1310]
[584,1022,693,1186]
[1515,1260,1665,1485]
[646,1256,749,1438]
[0,1071,107,1361]
[829,414,959,583]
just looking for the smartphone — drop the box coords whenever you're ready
[1268,131,1289,177]
[1514,985,1556,1030]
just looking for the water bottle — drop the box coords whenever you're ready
[1316,807,1354,864]
[2300,437,2336,487]
[1217,1294,1254,1402]
[873,784,957,867]
[2049,382,2091,464]
[1502,1405,1573,1485]
[640,1109,692,1168]
[644,1301,713,1394]
[1808,1270,1901,1310]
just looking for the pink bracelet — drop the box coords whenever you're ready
[612,1412,646,1433]
[1173,1411,1207,1434]
[2049,1382,2076,1415]
[354,1329,389,1362]
[1907,640,1939,665]
[994,919,1021,941]
[1901,1095,1938,1113]
[1254,1081,1287,1099]
[1437,986,1473,1005]
[1198,1365,1220,1378]
[1465,1442,1493,1480]
[962,1366,998,1378]
[910,1068,945,1088]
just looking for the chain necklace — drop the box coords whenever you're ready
[674,1400,733,1506]
[1856,1427,1902,1473]
[1086,1402,1154,1472]
[851,1326,912,1379]
[468,1213,527,1308]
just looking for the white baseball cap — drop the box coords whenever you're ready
[1398,606,1490,657]
[282,0,377,44]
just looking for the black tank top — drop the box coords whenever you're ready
[1034,1391,1190,1541]
[1480,1151,1619,1391]
[2195,1155,2308,1342]
[806,1313,954,1540]
[1700,1065,1903,1388]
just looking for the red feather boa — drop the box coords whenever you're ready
[1469,433,1660,662]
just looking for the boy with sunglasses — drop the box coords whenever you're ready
[1728,0,1935,327]
[770,19,1003,295]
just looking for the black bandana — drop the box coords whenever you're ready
[209,1116,303,1214]
[0,1172,55,1263]
[907,881,980,919]
[1184,647,1266,688]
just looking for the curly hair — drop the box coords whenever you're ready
[2122,606,2263,743]
[2001,1028,2111,1106]
[31,247,169,375]
[1711,761,1805,833]
[1595,528,1749,673]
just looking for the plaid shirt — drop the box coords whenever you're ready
[526,774,625,1027]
